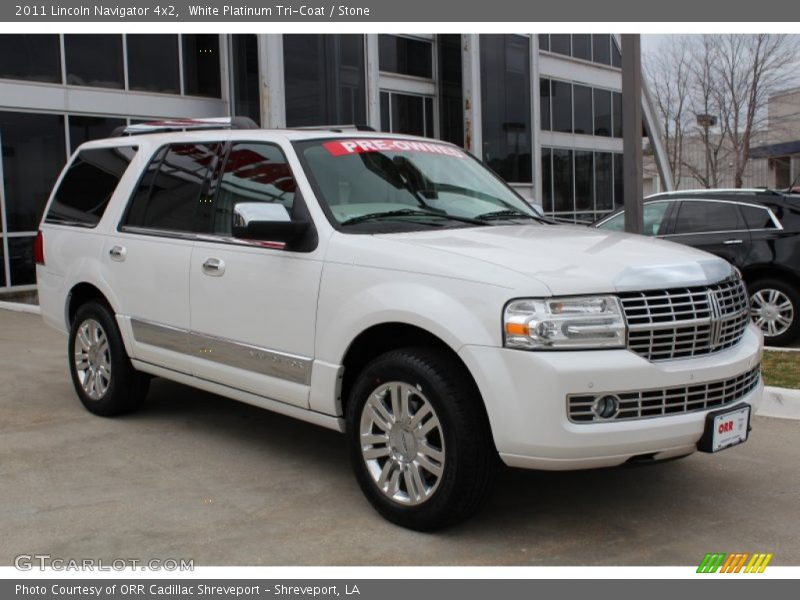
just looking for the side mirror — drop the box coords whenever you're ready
[232,202,309,243]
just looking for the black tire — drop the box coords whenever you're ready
[68,300,149,416]
[748,278,800,346]
[346,347,496,531]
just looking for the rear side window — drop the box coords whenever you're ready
[123,142,222,233]
[45,146,137,227]
[739,204,779,230]
[673,201,743,234]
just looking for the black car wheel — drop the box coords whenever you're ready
[749,278,800,346]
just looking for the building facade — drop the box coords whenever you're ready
[0,33,662,294]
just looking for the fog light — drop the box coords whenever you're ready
[592,395,620,419]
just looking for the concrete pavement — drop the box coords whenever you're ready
[1,310,799,566]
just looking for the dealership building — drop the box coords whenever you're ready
[0,33,667,295]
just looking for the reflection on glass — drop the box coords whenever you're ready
[480,34,532,183]
[64,34,124,89]
[0,111,66,232]
[183,34,221,98]
[0,34,61,83]
[379,35,433,78]
[127,35,180,94]
[284,34,367,127]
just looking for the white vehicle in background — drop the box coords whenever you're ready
[36,119,763,530]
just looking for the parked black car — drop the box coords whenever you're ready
[594,189,800,346]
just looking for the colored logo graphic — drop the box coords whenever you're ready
[697,553,773,573]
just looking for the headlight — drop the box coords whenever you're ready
[504,295,627,350]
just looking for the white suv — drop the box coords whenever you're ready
[36,120,763,530]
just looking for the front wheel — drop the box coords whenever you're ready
[346,348,496,530]
[749,278,800,346]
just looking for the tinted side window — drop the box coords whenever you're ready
[124,143,221,233]
[46,146,137,227]
[673,201,743,234]
[213,143,297,236]
[740,204,778,230]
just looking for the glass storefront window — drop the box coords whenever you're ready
[612,37,622,68]
[9,235,37,286]
[0,35,61,84]
[182,34,222,98]
[552,148,573,213]
[541,147,553,213]
[538,34,550,52]
[593,88,612,136]
[575,151,594,212]
[64,35,124,89]
[595,152,614,211]
[68,115,126,153]
[613,91,623,138]
[379,35,433,79]
[0,111,66,232]
[573,85,593,135]
[284,34,367,127]
[572,35,591,61]
[541,147,621,221]
[231,34,261,125]
[552,80,573,134]
[437,34,463,147]
[550,35,571,56]
[0,243,5,286]
[540,78,551,131]
[380,92,434,137]
[127,35,180,94]
[480,34,532,183]
[614,153,624,207]
[592,35,611,66]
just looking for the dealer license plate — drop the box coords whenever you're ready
[698,405,751,453]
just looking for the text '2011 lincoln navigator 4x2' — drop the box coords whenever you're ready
[36,119,763,530]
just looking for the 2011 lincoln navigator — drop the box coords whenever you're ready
[36,119,763,530]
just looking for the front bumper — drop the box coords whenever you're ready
[458,323,764,470]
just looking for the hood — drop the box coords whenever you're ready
[379,224,735,296]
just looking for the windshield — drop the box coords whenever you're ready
[294,138,545,231]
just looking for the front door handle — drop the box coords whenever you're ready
[723,239,744,245]
[202,257,225,276]
[109,245,127,261]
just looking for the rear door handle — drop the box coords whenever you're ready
[109,245,127,261]
[202,257,225,276]
[723,239,743,245]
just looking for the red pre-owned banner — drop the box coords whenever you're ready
[322,139,466,158]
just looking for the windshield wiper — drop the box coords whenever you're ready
[474,209,541,221]
[341,208,485,226]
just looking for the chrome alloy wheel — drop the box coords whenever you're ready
[751,289,794,339]
[359,382,446,506]
[73,318,112,400]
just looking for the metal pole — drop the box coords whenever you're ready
[621,34,643,235]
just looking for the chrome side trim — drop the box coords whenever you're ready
[130,319,190,354]
[187,331,312,385]
[130,318,312,385]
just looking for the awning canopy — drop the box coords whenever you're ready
[750,140,800,159]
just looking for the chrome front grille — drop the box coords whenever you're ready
[618,277,750,361]
[568,365,760,422]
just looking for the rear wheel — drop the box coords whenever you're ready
[749,278,800,346]
[346,347,496,530]
[68,301,149,416]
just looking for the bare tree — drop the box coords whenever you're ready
[712,34,798,188]
[646,34,799,189]
[645,41,690,187]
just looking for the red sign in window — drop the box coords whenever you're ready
[322,139,466,158]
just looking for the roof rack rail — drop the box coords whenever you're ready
[292,124,377,133]
[112,116,259,137]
